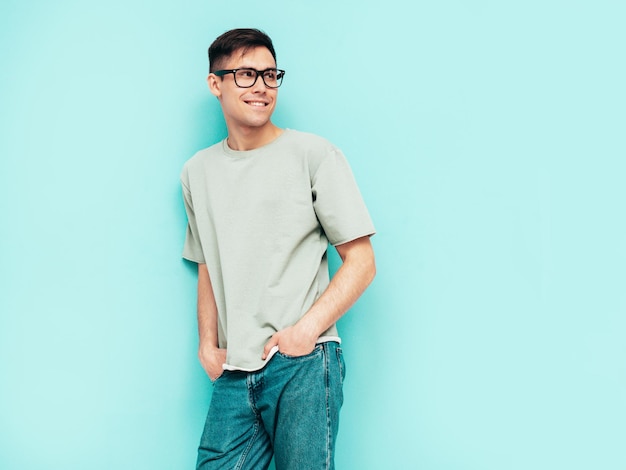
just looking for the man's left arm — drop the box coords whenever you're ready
[262,235,376,359]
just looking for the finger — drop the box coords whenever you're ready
[262,336,278,360]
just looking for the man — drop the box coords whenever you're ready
[181,28,376,469]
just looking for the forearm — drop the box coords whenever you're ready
[197,263,227,379]
[197,264,218,345]
[296,236,376,341]
[262,236,375,359]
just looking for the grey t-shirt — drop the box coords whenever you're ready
[181,129,375,371]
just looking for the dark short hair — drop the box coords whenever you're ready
[208,28,277,72]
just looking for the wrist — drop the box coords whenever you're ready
[199,341,219,352]
[295,315,323,343]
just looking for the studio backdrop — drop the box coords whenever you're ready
[1,1,625,469]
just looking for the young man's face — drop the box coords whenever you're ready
[208,46,278,134]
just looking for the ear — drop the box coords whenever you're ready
[207,73,221,98]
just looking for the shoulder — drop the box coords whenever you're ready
[282,129,337,152]
[180,140,224,185]
[183,140,223,169]
[281,129,343,172]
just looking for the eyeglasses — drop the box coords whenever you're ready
[213,68,285,88]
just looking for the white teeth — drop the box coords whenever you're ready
[247,101,266,107]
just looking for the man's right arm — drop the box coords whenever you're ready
[197,263,226,381]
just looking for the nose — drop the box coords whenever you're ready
[250,72,266,92]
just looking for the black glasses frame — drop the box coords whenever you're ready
[213,68,286,88]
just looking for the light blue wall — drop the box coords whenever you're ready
[1,1,625,469]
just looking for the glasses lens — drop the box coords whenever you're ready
[234,69,257,87]
[262,69,282,88]
[232,69,284,88]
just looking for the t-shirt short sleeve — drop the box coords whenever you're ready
[311,147,376,246]
[181,169,206,264]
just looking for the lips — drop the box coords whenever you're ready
[245,100,269,107]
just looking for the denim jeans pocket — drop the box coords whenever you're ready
[336,346,346,383]
[276,344,324,361]
[211,369,238,386]
[210,371,226,386]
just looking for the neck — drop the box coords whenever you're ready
[226,123,283,151]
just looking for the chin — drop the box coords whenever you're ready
[245,118,272,128]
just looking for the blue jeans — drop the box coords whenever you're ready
[196,341,346,470]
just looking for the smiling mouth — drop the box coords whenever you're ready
[245,101,268,107]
